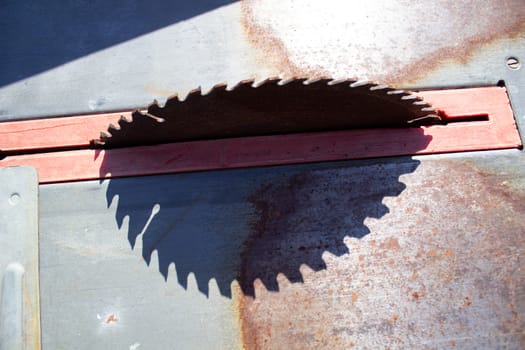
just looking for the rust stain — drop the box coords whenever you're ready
[237,295,259,350]
[381,237,401,250]
[241,0,525,85]
[240,1,330,79]
[411,271,418,281]
[105,314,118,324]
[235,157,525,348]
[238,173,309,297]
[144,83,175,98]
[463,296,472,308]
[389,315,399,325]
[400,19,525,85]
[351,292,359,303]
[236,162,419,348]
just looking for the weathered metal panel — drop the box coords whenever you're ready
[39,176,246,350]
[0,167,41,350]
[1,1,524,120]
[240,152,525,349]
[241,1,525,85]
[38,149,525,349]
[502,51,525,149]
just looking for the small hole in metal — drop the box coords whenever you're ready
[506,56,521,70]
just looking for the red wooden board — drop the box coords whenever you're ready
[0,87,521,184]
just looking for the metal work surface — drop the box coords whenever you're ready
[1,1,524,122]
[39,150,525,349]
[502,53,525,143]
[0,166,41,350]
[3,1,525,348]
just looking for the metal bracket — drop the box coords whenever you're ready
[0,166,40,350]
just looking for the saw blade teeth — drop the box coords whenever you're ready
[202,82,227,96]
[130,110,156,125]
[161,94,182,110]
[251,79,265,88]
[303,77,323,85]
[305,77,333,85]
[166,93,180,102]
[268,77,282,85]
[145,113,165,123]
[294,77,309,85]
[401,94,420,101]
[182,87,203,101]
[117,115,133,130]
[369,84,390,91]
[108,123,120,132]
[386,89,406,95]
[228,78,256,91]
[118,115,132,123]
[212,82,228,91]
[349,80,371,88]
[169,91,180,98]
[278,77,297,86]
[130,110,145,121]
[327,78,349,86]
[148,99,161,109]
[99,76,439,148]
[252,77,279,88]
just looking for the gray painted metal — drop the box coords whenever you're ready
[503,56,525,143]
[0,1,262,120]
[39,176,244,350]
[0,264,24,350]
[38,150,525,349]
[0,167,40,350]
[0,1,524,121]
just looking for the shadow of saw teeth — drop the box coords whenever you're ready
[101,157,428,298]
[98,77,433,298]
[96,77,438,148]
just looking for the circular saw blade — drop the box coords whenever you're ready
[97,77,439,148]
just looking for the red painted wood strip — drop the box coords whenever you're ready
[0,112,129,152]
[1,121,519,184]
[0,86,521,183]
[418,86,521,150]
[0,86,516,153]
[419,87,507,117]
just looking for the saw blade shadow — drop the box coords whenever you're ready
[101,130,430,298]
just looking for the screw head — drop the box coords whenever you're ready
[9,193,20,206]
[506,56,521,70]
